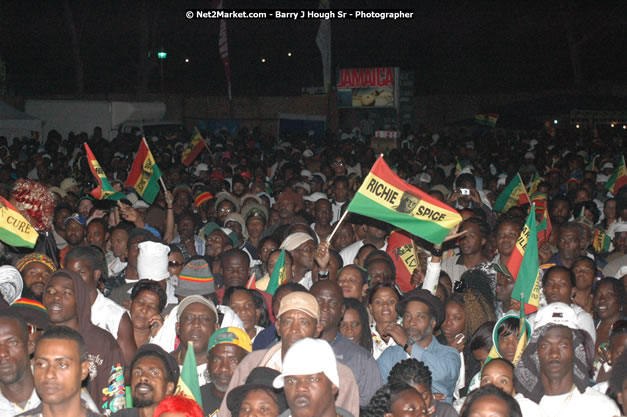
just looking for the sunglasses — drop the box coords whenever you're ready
[168,261,182,268]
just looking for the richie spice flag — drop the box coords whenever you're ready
[0,196,38,248]
[266,249,287,295]
[494,173,530,212]
[84,143,125,200]
[347,157,462,245]
[606,155,627,195]
[177,342,203,407]
[506,204,541,314]
[125,138,162,204]
[182,128,207,167]
[386,230,419,293]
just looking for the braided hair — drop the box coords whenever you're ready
[361,383,415,417]
[388,358,432,389]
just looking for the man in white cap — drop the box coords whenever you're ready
[514,302,620,417]
[280,233,316,289]
[172,295,219,386]
[273,338,354,417]
[218,291,359,417]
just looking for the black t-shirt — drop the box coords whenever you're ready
[200,383,223,417]
[111,407,140,417]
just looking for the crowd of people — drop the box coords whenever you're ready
[0,123,625,417]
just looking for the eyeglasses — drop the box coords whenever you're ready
[168,261,182,268]
[219,208,234,214]
[332,160,345,166]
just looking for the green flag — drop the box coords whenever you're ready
[176,342,203,407]
[266,249,287,295]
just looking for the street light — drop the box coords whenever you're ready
[158,48,167,93]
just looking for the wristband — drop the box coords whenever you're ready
[403,342,411,352]
[431,247,443,257]
[318,269,329,278]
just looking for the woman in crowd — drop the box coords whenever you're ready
[593,277,625,361]
[223,286,265,343]
[129,279,167,347]
[339,297,373,354]
[362,383,429,417]
[572,256,598,314]
[459,385,522,417]
[368,281,402,359]
[440,290,496,397]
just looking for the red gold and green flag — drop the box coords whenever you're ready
[606,155,626,195]
[506,204,541,314]
[527,172,542,196]
[592,229,611,253]
[266,249,287,295]
[84,143,125,200]
[386,230,419,293]
[182,128,208,167]
[125,138,163,204]
[494,173,530,212]
[0,196,38,248]
[176,342,203,407]
[474,113,499,127]
[347,157,462,245]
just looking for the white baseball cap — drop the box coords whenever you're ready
[273,338,339,389]
[534,302,579,330]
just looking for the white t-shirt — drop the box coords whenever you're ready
[91,290,127,338]
[340,239,388,268]
[538,386,620,417]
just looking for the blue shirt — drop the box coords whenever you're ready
[331,333,383,406]
[377,336,460,403]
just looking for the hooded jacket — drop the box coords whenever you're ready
[44,269,126,415]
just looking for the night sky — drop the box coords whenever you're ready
[1,1,625,96]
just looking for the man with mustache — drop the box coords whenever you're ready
[20,326,101,417]
[273,338,353,417]
[172,295,218,386]
[218,291,359,417]
[111,344,178,417]
[514,303,620,417]
[377,288,460,403]
[0,311,38,416]
[200,327,251,417]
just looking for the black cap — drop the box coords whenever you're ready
[226,367,288,413]
[396,288,445,329]
[132,343,180,383]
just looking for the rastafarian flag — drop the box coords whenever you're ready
[0,196,38,248]
[348,157,462,245]
[84,143,125,200]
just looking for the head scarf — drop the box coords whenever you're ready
[0,266,22,304]
[514,324,594,403]
[11,179,55,231]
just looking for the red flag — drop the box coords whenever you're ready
[386,230,419,293]
[245,272,256,290]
